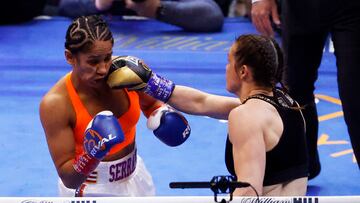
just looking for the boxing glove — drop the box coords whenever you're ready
[107,56,175,103]
[147,104,191,147]
[73,111,124,176]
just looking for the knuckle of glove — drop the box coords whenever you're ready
[107,56,152,90]
[148,105,191,147]
[84,111,125,159]
[146,105,171,130]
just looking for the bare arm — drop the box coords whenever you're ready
[39,93,86,189]
[168,85,240,120]
[228,106,266,196]
[107,56,240,119]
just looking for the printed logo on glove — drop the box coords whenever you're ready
[73,111,125,176]
[83,111,125,160]
[107,56,152,91]
[147,105,191,147]
[107,55,175,103]
[84,129,117,158]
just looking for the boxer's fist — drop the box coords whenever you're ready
[107,56,152,91]
[83,111,124,159]
[147,105,191,147]
[73,111,124,175]
[107,56,175,102]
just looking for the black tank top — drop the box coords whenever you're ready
[225,88,309,186]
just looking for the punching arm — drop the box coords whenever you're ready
[107,56,240,120]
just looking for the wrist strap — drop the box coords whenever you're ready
[73,153,100,176]
[252,0,263,3]
[144,73,175,103]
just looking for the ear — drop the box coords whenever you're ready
[65,49,76,66]
[236,64,249,78]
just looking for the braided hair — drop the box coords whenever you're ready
[234,34,303,109]
[233,34,285,91]
[65,15,114,54]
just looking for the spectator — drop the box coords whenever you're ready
[44,0,227,32]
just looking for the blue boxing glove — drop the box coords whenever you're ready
[147,105,191,147]
[73,111,124,176]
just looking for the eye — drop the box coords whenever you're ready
[104,55,112,62]
[87,60,99,66]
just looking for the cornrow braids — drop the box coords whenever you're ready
[234,34,299,109]
[65,15,114,54]
[233,34,284,89]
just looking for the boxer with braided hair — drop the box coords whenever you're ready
[224,35,308,196]
[40,15,191,197]
[64,15,113,54]
[232,35,284,88]
[108,34,308,196]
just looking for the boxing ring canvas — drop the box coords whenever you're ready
[0,16,359,197]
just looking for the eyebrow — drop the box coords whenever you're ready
[88,52,113,58]
[88,55,101,59]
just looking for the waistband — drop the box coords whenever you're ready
[85,148,137,184]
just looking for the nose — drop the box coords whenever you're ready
[225,63,230,71]
[96,61,108,76]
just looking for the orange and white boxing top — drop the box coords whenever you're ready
[65,72,140,158]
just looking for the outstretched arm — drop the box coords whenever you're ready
[107,56,240,120]
[169,85,240,120]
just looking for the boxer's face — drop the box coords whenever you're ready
[73,40,113,87]
[226,44,241,94]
